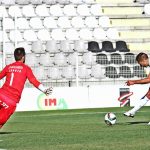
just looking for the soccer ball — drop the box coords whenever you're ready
[104,112,117,126]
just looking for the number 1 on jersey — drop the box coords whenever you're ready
[10,72,14,86]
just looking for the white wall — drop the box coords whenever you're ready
[16,84,150,111]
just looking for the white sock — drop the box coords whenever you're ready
[129,96,149,115]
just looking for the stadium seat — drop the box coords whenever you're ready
[91,64,105,79]
[43,17,57,28]
[110,53,123,65]
[90,4,103,16]
[78,65,91,79]
[124,53,136,64]
[51,29,65,40]
[65,29,79,40]
[35,4,49,17]
[16,18,30,29]
[39,53,54,66]
[1,0,15,5]
[119,66,133,78]
[31,41,44,53]
[29,17,44,29]
[46,40,59,53]
[115,41,130,52]
[96,53,110,65]
[43,0,56,4]
[56,0,70,4]
[54,52,67,66]
[30,0,43,4]
[85,17,98,28]
[87,41,101,53]
[82,51,96,65]
[106,28,119,40]
[101,41,115,52]
[8,6,22,17]
[50,5,63,16]
[77,4,90,16]
[69,0,83,4]
[3,18,14,30]
[79,28,93,40]
[37,29,51,41]
[133,65,146,78]
[143,4,150,15]
[99,16,110,28]
[62,65,75,79]
[68,52,82,66]
[17,42,31,53]
[63,5,77,16]
[33,66,47,80]
[71,17,85,28]
[60,40,74,53]
[82,0,95,3]
[93,28,107,40]
[25,53,39,67]
[74,40,87,53]
[22,5,36,17]
[105,66,119,78]
[16,0,30,4]
[0,6,8,17]
[0,31,9,42]
[57,17,71,28]
[48,67,62,80]
[4,42,15,54]
[9,30,23,42]
[23,30,37,41]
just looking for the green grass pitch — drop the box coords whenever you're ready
[1,107,150,150]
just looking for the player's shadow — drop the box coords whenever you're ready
[0,131,40,135]
[127,121,148,125]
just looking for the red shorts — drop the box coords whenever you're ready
[0,92,16,128]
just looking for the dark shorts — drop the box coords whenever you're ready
[0,93,16,128]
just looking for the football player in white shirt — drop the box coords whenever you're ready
[124,52,150,125]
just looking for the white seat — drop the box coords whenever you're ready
[0,6,8,17]
[8,6,22,17]
[106,28,119,40]
[4,43,15,54]
[54,52,67,66]
[57,17,71,28]
[43,0,56,4]
[48,67,62,80]
[1,0,15,5]
[0,31,9,42]
[37,29,51,41]
[35,4,49,17]
[30,17,43,29]
[91,64,105,79]
[85,17,98,28]
[144,4,150,15]
[51,29,65,40]
[68,52,82,66]
[3,18,14,30]
[77,4,90,16]
[25,53,39,67]
[46,40,59,53]
[82,51,96,65]
[56,0,70,4]
[39,53,54,66]
[22,5,36,17]
[50,5,63,16]
[74,40,87,52]
[43,17,57,28]
[90,4,103,16]
[6,57,15,65]
[9,30,23,42]
[16,0,30,4]
[62,65,75,79]
[16,18,30,29]
[63,5,77,16]
[71,17,85,28]
[17,42,31,53]
[69,0,83,4]
[79,28,93,40]
[65,28,79,40]
[23,30,37,41]
[31,41,44,53]
[33,66,47,80]
[60,40,73,53]
[82,0,95,3]
[93,28,107,40]
[30,0,43,4]
[99,16,110,28]
[78,64,91,79]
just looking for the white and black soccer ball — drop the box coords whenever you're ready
[104,112,117,126]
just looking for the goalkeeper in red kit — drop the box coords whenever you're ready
[0,47,52,128]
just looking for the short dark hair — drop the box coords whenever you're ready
[14,47,26,61]
[136,52,148,62]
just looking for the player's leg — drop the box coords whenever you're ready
[124,89,150,117]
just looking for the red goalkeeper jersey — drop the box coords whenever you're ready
[0,61,41,103]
